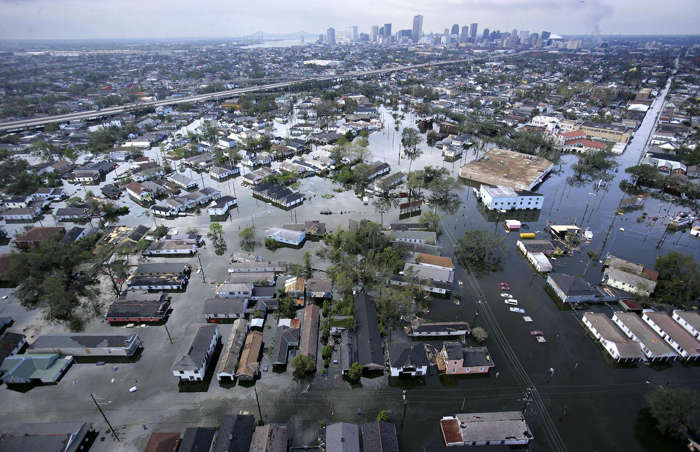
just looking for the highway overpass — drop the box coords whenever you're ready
[0,58,470,133]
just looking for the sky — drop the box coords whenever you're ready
[0,0,698,40]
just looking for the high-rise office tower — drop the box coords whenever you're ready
[460,26,469,43]
[482,28,490,40]
[412,15,423,42]
[451,24,460,35]
[519,30,529,42]
[384,23,392,41]
[371,25,379,42]
[470,22,478,40]
[352,26,359,42]
[512,28,518,38]
[541,30,551,40]
[326,27,336,46]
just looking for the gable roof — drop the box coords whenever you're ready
[353,292,384,369]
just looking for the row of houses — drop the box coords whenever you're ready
[582,310,700,362]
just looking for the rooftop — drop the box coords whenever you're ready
[459,148,553,190]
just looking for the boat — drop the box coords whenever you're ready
[669,212,696,229]
[523,316,533,322]
[583,229,593,240]
[509,307,525,314]
[500,293,512,298]
[320,210,332,215]
[505,299,518,306]
[499,286,511,291]
[536,336,547,343]
[530,330,544,336]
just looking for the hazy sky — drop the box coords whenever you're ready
[1,0,698,40]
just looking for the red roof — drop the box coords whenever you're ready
[561,130,586,139]
[567,139,607,149]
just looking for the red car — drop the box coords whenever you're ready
[530,330,544,336]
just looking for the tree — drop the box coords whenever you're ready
[455,230,505,274]
[303,251,312,279]
[373,189,395,226]
[352,163,372,196]
[426,174,462,215]
[291,354,316,377]
[239,226,256,252]
[102,259,128,296]
[471,326,488,343]
[348,362,363,382]
[401,127,423,173]
[155,225,169,238]
[648,387,700,439]
[654,252,700,308]
[322,344,333,360]
[208,222,227,256]
[377,410,390,422]
[420,211,442,234]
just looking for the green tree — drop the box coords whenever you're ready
[654,252,700,308]
[420,211,442,234]
[455,230,505,274]
[303,251,313,279]
[348,362,363,382]
[401,127,423,173]
[291,354,316,377]
[648,387,700,439]
[155,225,169,238]
[377,410,390,422]
[322,344,333,360]
[239,226,256,251]
[208,222,227,256]
[471,326,488,343]
[426,174,462,215]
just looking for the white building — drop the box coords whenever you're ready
[216,283,253,299]
[440,412,533,447]
[612,311,676,361]
[582,312,644,361]
[478,185,544,211]
[208,196,237,217]
[643,311,700,359]
[266,227,306,246]
[172,325,220,382]
[673,310,700,339]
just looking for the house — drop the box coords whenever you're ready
[361,422,400,452]
[0,422,94,451]
[209,196,237,217]
[251,182,304,209]
[546,273,604,303]
[672,310,700,339]
[126,182,153,204]
[0,354,73,385]
[204,298,248,321]
[404,262,454,285]
[306,278,333,299]
[210,166,240,181]
[563,138,608,153]
[179,427,217,452]
[389,342,429,377]
[299,305,320,364]
[106,292,170,324]
[642,152,687,175]
[143,239,198,256]
[266,227,306,247]
[144,432,181,452]
[13,227,65,249]
[389,230,437,245]
[152,204,180,218]
[582,312,645,361]
[478,185,544,211]
[580,121,631,144]
[271,325,300,368]
[71,169,100,184]
[236,330,263,381]
[217,319,248,383]
[229,262,286,273]
[339,329,358,377]
[602,255,658,296]
[642,311,700,360]
[612,311,676,361]
[55,207,90,222]
[1,206,42,222]
[128,262,191,291]
[29,334,142,357]
[408,322,469,338]
[437,343,494,375]
[440,412,533,447]
[168,173,198,190]
[284,276,305,301]
[517,240,554,272]
[4,195,33,209]
[415,253,454,270]
[250,424,288,452]
[217,283,254,299]
[172,325,221,382]
[211,414,255,452]
[0,331,27,363]
[367,162,391,180]
[60,226,88,244]
[326,423,360,452]
[353,292,384,372]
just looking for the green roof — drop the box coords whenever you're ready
[0,354,72,384]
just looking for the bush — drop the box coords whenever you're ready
[265,238,281,250]
[322,344,333,360]
[587,250,599,260]
[347,362,362,382]
[471,326,488,343]
[291,354,316,378]
[377,410,390,422]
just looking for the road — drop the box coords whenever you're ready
[0,58,470,132]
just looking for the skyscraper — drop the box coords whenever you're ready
[470,23,478,40]
[352,26,359,42]
[371,25,379,42]
[326,27,336,46]
[482,28,490,40]
[384,23,392,41]
[541,30,551,40]
[460,26,469,43]
[412,15,423,42]
[451,24,459,36]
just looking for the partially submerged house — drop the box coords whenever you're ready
[353,292,384,373]
[582,312,645,362]
[217,319,248,383]
[236,330,263,381]
[388,343,429,377]
[28,334,142,357]
[437,343,494,375]
[172,325,221,382]
[440,412,533,447]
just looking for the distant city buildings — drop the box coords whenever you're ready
[412,15,423,42]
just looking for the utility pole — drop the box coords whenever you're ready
[91,393,120,442]
[254,386,263,423]
[197,254,206,283]
[164,324,173,344]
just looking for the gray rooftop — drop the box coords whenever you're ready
[173,325,218,372]
[326,423,360,452]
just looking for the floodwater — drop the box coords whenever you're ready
[2,78,698,451]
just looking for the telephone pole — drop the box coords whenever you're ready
[164,324,173,344]
[91,393,120,442]
[254,386,263,423]
[197,254,206,283]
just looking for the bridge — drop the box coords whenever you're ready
[0,58,470,133]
